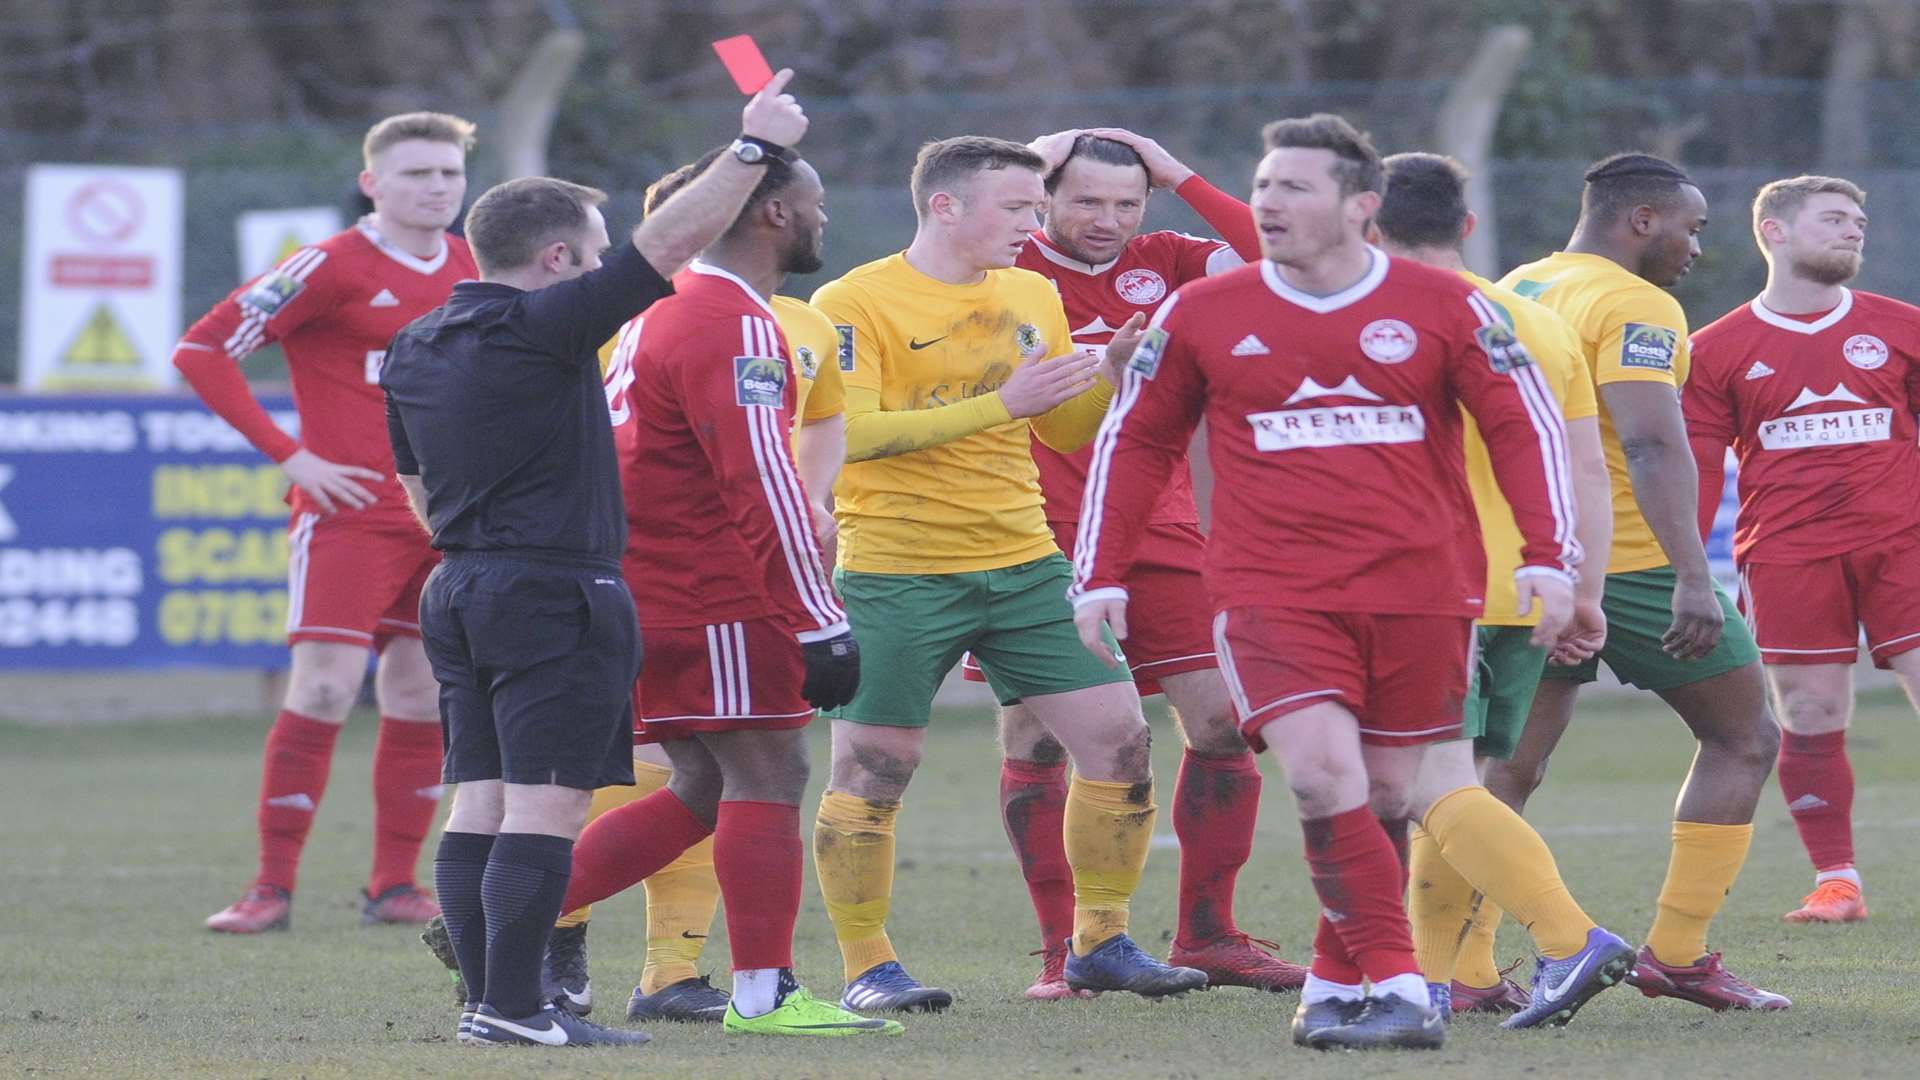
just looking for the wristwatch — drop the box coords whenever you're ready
[730,136,787,165]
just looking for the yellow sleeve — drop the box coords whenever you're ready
[1023,285,1112,451]
[810,279,880,394]
[803,338,844,421]
[1594,288,1688,388]
[1555,318,1599,421]
[839,383,1012,462]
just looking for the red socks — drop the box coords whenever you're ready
[369,717,444,896]
[1302,806,1420,984]
[1000,757,1076,951]
[256,710,341,892]
[561,787,713,913]
[713,801,802,971]
[1171,750,1260,947]
[1778,729,1855,872]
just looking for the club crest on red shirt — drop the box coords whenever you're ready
[1359,318,1418,364]
[1115,268,1167,305]
[1843,333,1889,370]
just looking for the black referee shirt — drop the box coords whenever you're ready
[382,240,673,562]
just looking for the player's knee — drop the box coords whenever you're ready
[1104,718,1153,781]
[1367,777,1414,823]
[284,669,364,720]
[831,733,921,801]
[1179,711,1250,758]
[1777,691,1845,736]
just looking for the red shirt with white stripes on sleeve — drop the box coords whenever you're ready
[615,261,847,640]
[1685,289,1920,565]
[1017,177,1259,525]
[1072,250,1580,617]
[172,219,476,519]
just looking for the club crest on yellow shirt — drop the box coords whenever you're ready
[1016,322,1042,354]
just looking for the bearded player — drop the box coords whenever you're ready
[1075,114,1579,1050]
[1685,175,1920,926]
[514,152,852,1025]
[1496,154,1788,1011]
[178,113,477,933]
[965,127,1305,998]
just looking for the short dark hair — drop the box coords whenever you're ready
[910,136,1046,216]
[643,146,799,234]
[1044,135,1147,193]
[1376,152,1471,250]
[1580,152,1695,225]
[1261,113,1383,197]
[464,176,607,277]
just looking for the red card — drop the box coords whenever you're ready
[712,35,775,95]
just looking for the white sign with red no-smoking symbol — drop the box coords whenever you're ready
[20,164,183,390]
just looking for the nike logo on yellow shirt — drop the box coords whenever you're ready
[908,336,946,350]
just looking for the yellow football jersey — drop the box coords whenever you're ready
[812,252,1079,574]
[1459,271,1597,626]
[771,294,845,425]
[1498,251,1689,574]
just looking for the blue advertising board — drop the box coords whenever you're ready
[1,394,300,669]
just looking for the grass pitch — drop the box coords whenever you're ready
[4,690,1918,1078]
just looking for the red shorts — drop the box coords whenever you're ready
[286,509,437,649]
[1738,535,1920,668]
[1211,606,1471,752]
[632,617,815,744]
[961,520,1216,697]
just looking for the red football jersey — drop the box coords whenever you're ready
[1073,253,1579,616]
[176,219,475,518]
[1685,289,1920,564]
[1017,229,1243,525]
[613,262,845,639]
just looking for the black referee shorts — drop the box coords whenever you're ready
[420,551,640,790]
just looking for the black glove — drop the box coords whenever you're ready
[801,630,861,711]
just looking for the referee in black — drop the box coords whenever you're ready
[382,71,809,1049]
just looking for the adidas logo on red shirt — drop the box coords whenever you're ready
[1230,334,1270,356]
[369,288,401,308]
[1745,360,1774,380]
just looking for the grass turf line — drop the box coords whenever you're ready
[2,691,1918,1078]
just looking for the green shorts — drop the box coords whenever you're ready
[1463,625,1548,760]
[1543,566,1761,691]
[828,553,1131,727]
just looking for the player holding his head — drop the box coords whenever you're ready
[520,151,853,1026]
[1076,114,1579,1050]
[179,112,480,934]
[810,135,1207,1012]
[1495,155,1788,1010]
[1685,176,1920,926]
[1372,152,1631,1027]
[973,127,1305,998]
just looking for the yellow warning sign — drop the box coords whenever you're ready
[61,302,143,368]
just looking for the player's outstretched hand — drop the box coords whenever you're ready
[1073,597,1129,668]
[1027,129,1082,173]
[281,448,384,515]
[1663,575,1724,660]
[1549,596,1607,665]
[1080,127,1196,189]
[999,346,1100,418]
[742,68,807,148]
[801,629,861,710]
[1518,572,1575,649]
[1098,312,1148,385]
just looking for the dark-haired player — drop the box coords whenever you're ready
[1372,152,1630,1029]
[1077,113,1580,1050]
[1496,154,1788,1011]
[970,127,1303,999]
[1686,175,1920,927]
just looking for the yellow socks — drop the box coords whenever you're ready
[1064,776,1156,954]
[555,778,651,928]
[1647,821,1753,967]
[1456,894,1506,989]
[1423,786,1594,961]
[1408,824,1478,984]
[814,789,901,982]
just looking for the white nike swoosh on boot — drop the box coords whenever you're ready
[479,1013,569,1045]
[1539,953,1596,1001]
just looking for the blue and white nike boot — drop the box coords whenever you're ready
[1502,926,1635,1029]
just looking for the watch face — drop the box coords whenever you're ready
[735,141,764,163]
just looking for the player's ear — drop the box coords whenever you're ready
[1628,203,1658,237]
[1347,189,1381,224]
[1460,210,1478,243]
[357,169,378,200]
[928,190,962,223]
